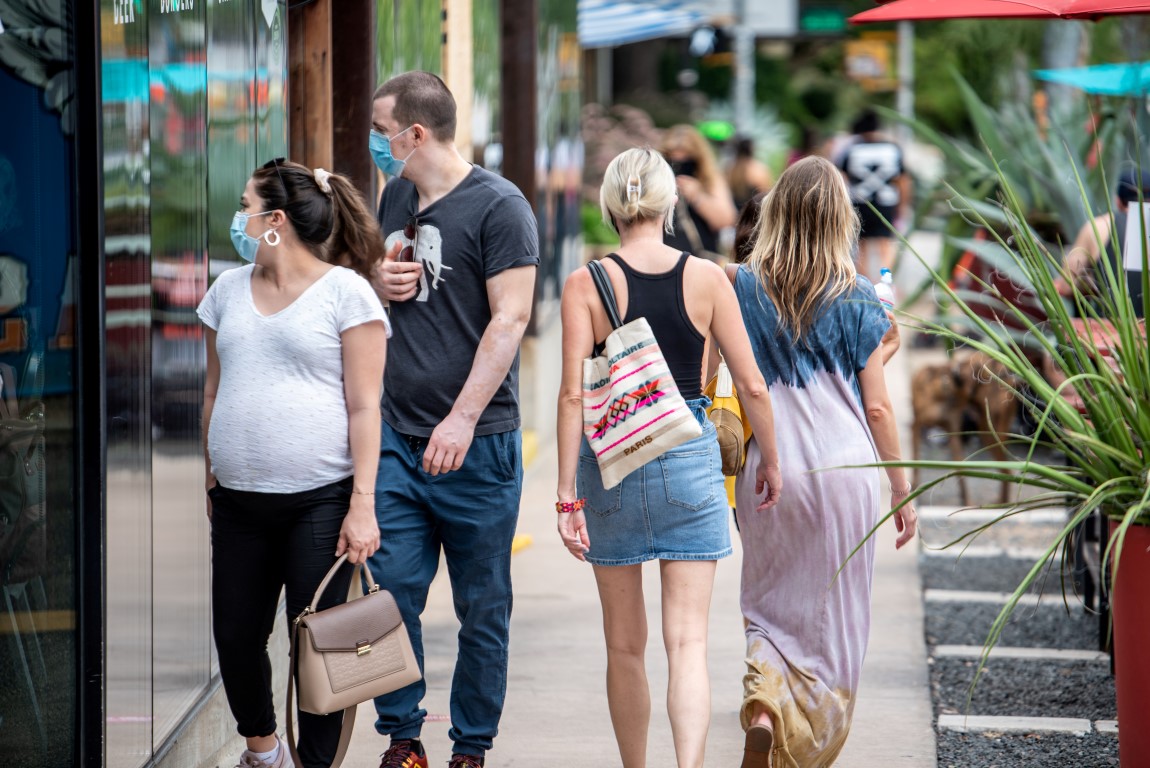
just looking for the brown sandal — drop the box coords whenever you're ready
[741,723,774,768]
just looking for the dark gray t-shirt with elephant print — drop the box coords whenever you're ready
[377,165,539,437]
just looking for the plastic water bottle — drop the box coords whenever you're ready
[875,268,896,311]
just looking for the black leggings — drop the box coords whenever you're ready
[209,478,353,768]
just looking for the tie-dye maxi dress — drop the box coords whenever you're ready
[732,266,889,768]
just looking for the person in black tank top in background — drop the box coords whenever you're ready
[661,125,738,262]
[555,147,782,768]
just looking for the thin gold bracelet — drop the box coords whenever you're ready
[351,489,375,495]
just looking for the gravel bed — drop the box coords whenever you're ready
[937,730,1118,767]
[933,657,1115,720]
[925,601,1102,651]
[921,553,1073,595]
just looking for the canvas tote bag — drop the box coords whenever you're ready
[581,258,701,489]
[286,554,420,768]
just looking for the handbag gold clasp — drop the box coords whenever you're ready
[356,640,371,656]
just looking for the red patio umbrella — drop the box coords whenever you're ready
[851,0,1150,23]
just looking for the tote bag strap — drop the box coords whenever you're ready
[587,258,623,329]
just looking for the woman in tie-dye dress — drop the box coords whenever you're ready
[731,157,918,768]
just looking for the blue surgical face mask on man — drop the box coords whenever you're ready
[369,125,416,177]
[230,211,274,263]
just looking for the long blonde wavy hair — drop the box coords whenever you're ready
[744,156,860,341]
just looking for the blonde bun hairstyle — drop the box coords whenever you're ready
[600,148,676,234]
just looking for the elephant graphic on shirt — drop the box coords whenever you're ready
[384,222,452,303]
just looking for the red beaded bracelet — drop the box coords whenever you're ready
[555,498,586,514]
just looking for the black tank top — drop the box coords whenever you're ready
[606,252,705,400]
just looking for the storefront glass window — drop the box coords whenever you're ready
[102,2,286,765]
[0,5,80,767]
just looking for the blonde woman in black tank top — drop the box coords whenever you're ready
[554,148,782,768]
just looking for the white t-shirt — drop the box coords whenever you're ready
[197,265,390,493]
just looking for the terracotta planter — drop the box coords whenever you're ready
[1110,520,1150,767]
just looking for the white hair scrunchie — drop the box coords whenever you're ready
[313,168,333,195]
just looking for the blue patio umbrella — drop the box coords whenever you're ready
[1034,61,1150,169]
[1034,61,1150,96]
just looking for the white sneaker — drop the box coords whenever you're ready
[235,736,294,768]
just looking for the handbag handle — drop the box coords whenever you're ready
[300,553,378,620]
[587,259,623,330]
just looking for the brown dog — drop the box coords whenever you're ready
[910,352,1018,505]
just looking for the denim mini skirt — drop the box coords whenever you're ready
[576,398,732,566]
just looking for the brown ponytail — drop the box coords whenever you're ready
[251,158,384,279]
[324,173,385,279]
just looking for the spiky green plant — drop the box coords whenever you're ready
[857,148,1149,672]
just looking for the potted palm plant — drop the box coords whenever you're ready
[872,154,1149,764]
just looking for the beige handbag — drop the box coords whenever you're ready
[286,554,420,768]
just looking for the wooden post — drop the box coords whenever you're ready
[442,0,474,156]
[500,0,536,210]
[332,0,377,200]
[288,0,333,170]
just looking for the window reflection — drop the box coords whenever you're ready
[102,2,288,764]
[0,7,79,767]
[103,7,154,766]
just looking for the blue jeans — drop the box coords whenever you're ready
[368,421,523,757]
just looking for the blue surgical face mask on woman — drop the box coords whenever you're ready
[230,211,275,262]
[369,126,416,177]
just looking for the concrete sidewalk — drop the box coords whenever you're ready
[337,349,935,767]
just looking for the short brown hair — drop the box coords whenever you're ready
[373,71,456,142]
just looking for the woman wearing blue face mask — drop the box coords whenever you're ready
[197,159,390,768]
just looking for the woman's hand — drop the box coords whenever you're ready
[336,494,381,564]
[890,487,918,550]
[557,503,590,561]
[755,463,782,511]
[676,174,705,205]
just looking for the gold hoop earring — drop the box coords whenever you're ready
[263,229,281,247]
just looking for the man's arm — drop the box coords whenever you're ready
[421,264,537,475]
[1055,214,1108,297]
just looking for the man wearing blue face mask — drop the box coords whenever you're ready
[365,71,539,768]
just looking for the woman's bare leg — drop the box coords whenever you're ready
[594,563,650,768]
[660,559,717,768]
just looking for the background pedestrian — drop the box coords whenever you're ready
[661,124,738,262]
